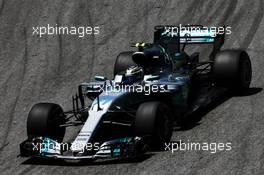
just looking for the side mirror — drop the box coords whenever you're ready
[114,75,123,84]
[144,75,160,81]
[95,75,107,81]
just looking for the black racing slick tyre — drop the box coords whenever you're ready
[212,50,252,92]
[135,102,172,149]
[27,103,65,142]
[113,51,137,76]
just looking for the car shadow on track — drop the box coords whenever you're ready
[21,153,154,166]
[174,87,262,131]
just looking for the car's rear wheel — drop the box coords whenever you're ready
[114,51,137,76]
[27,103,65,142]
[212,50,252,92]
[135,102,172,149]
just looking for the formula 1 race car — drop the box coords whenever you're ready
[20,25,252,161]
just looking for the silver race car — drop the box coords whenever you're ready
[20,25,252,161]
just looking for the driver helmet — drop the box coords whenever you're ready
[173,52,188,71]
[124,66,144,83]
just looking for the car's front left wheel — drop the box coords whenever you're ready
[135,101,172,149]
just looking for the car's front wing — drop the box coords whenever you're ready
[20,136,147,160]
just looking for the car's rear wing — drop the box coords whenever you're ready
[154,25,225,44]
[154,25,225,60]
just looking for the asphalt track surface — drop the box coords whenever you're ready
[0,0,264,174]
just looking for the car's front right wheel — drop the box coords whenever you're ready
[27,103,66,142]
